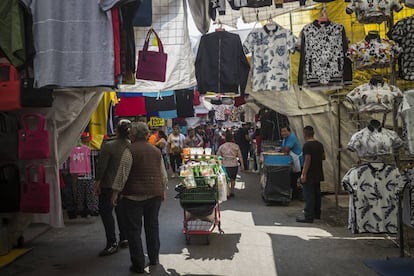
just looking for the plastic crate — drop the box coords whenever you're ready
[179,186,217,204]
[194,176,217,187]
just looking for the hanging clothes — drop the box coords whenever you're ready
[342,163,408,234]
[115,94,147,116]
[399,89,414,154]
[243,25,296,92]
[143,91,177,113]
[69,145,91,175]
[175,89,195,118]
[345,0,403,24]
[346,82,402,113]
[347,37,402,70]
[388,15,414,81]
[298,20,352,90]
[195,31,250,95]
[347,125,403,158]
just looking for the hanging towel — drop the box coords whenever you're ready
[175,89,194,118]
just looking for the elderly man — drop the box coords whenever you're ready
[111,122,168,274]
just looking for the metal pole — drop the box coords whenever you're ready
[336,94,341,209]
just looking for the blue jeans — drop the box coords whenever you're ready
[122,196,162,270]
[99,188,128,246]
[302,179,321,220]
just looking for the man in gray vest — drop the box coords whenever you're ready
[112,122,168,274]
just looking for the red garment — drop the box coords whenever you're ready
[115,96,147,116]
[111,8,121,84]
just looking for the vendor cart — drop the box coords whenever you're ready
[179,176,223,244]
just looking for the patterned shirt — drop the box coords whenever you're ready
[342,163,408,234]
[388,15,414,81]
[347,127,403,158]
[346,82,402,112]
[243,25,296,92]
[347,38,402,69]
[399,89,414,154]
[346,0,403,24]
[298,21,352,89]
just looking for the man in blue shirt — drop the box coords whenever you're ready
[281,125,303,200]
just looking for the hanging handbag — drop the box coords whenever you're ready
[136,28,168,82]
[20,77,54,107]
[0,112,19,163]
[20,164,50,213]
[0,164,21,213]
[132,0,152,27]
[246,0,272,7]
[0,63,21,111]
[18,113,50,160]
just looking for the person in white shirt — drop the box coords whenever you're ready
[167,124,185,178]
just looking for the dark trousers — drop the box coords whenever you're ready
[240,148,248,170]
[302,180,321,220]
[99,188,128,245]
[290,172,301,199]
[169,153,182,173]
[122,196,162,270]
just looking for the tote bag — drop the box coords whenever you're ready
[18,113,50,160]
[136,28,168,82]
[0,63,21,111]
[20,164,50,213]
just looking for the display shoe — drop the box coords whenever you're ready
[296,217,314,223]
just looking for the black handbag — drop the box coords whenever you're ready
[0,112,19,163]
[0,163,21,213]
[20,78,54,107]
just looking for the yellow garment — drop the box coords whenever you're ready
[89,92,117,150]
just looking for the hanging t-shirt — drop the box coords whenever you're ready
[388,15,414,81]
[347,38,402,69]
[399,89,414,154]
[347,127,403,158]
[342,163,408,234]
[69,145,91,175]
[21,0,119,87]
[346,0,403,24]
[243,25,296,92]
[346,82,402,113]
[175,89,195,118]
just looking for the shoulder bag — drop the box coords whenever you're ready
[136,28,168,82]
[0,63,21,111]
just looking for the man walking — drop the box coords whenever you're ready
[112,122,168,274]
[94,120,131,256]
[296,126,325,223]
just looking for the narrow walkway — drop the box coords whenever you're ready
[1,172,402,276]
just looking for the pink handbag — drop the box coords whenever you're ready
[20,164,50,213]
[136,28,167,82]
[0,63,21,111]
[18,113,50,160]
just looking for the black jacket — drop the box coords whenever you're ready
[195,31,250,95]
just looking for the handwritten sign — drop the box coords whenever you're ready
[148,117,165,127]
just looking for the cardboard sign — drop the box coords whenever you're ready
[149,117,165,127]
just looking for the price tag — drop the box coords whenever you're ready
[148,117,165,127]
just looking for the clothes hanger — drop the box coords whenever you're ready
[215,20,225,32]
[265,15,277,32]
[318,5,329,24]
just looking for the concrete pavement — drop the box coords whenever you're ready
[1,171,404,276]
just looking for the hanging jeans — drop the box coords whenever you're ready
[122,196,162,270]
[99,188,128,246]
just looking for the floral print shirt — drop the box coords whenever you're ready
[298,21,352,89]
[342,163,408,234]
[243,25,296,92]
[399,89,414,154]
[346,0,403,24]
[388,15,414,81]
[347,127,403,158]
[346,82,402,112]
[347,38,402,69]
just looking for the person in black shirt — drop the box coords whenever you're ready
[236,123,251,170]
[296,126,325,223]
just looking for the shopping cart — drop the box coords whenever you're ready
[178,176,224,245]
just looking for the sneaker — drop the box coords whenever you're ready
[98,242,118,256]
[119,240,129,248]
